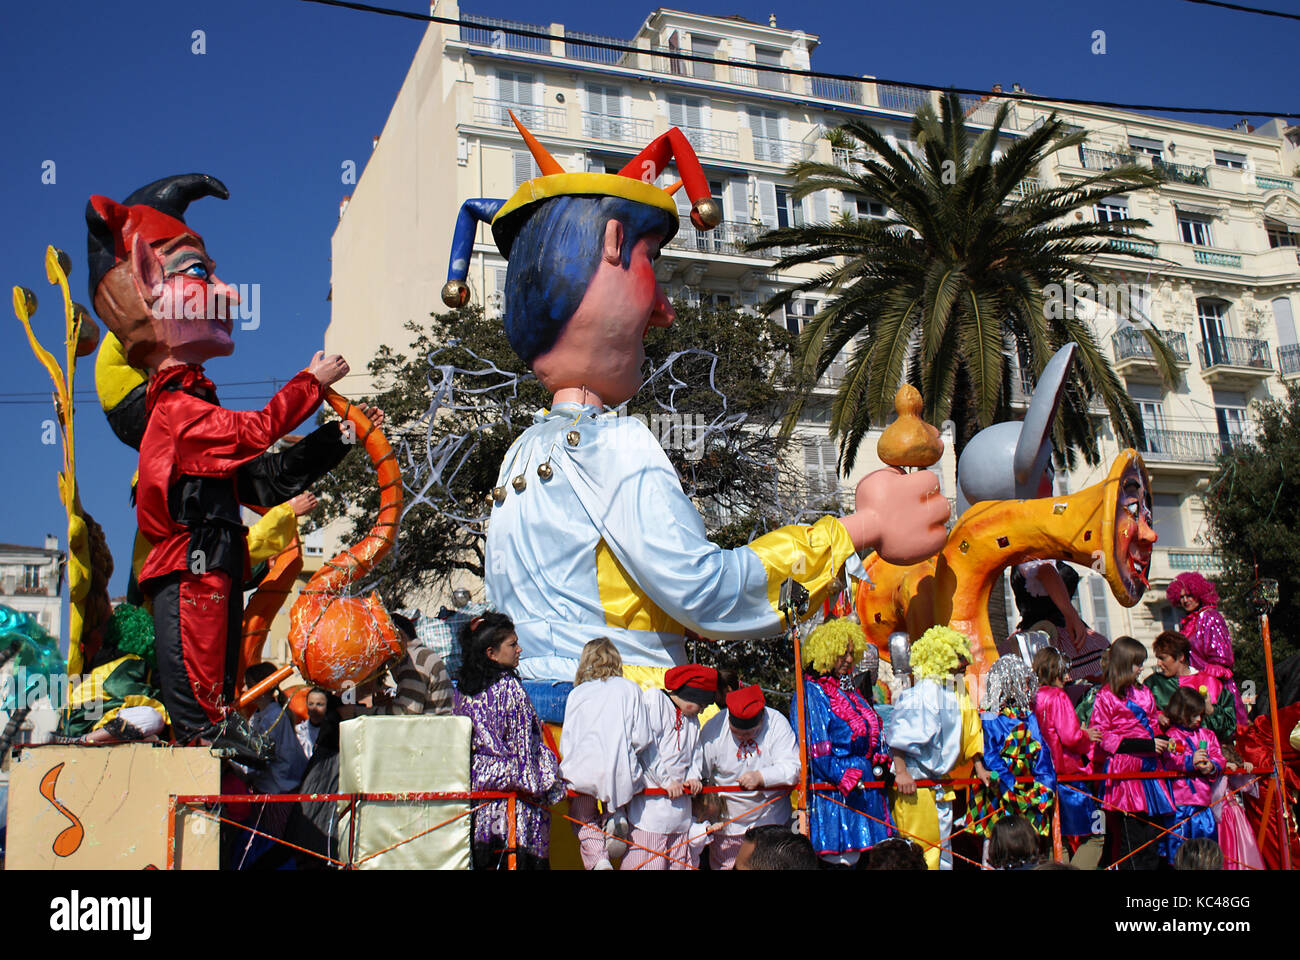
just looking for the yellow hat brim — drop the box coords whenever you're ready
[490,172,680,257]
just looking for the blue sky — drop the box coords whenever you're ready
[0,0,1295,632]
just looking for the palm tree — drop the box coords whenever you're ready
[748,93,1177,471]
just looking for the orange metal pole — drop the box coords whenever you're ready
[1260,612,1293,871]
[789,608,810,837]
[507,794,518,870]
[1051,800,1064,863]
[166,797,177,870]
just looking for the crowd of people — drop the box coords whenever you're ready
[211,568,1298,871]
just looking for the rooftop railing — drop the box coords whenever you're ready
[729,58,789,91]
[810,76,865,104]
[461,13,552,53]
[876,83,932,114]
[563,29,627,65]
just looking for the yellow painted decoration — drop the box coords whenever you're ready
[877,385,944,468]
[493,172,680,239]
[595,540,686,635]
[746,515,860,624]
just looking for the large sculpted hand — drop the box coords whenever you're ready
[839,467,950,565]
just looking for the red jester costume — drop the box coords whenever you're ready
[86,174,357,760]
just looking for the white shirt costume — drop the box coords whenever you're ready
[627,686,703,835]
[484,402,866,681]
[700,706,799,835]
[560,676,653,809]
[295,718,320,759]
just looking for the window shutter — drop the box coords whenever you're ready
[1088,575,1111,639]
[757,181,778,226]
[513,150,539,189]
[729,180,749,222]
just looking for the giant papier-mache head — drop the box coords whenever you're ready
[85,174,233,449]
[442,114,722,406]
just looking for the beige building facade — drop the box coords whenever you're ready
[324,4,1300,643]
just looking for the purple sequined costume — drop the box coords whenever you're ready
[454,673,565,857]
[1181,606,1248,726]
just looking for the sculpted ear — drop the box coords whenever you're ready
[128,233,165,308]
[602,218,624,265]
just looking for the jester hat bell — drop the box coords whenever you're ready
[441,112,722,308]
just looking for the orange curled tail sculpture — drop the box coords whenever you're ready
[287,389,404,691]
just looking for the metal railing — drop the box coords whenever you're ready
[1193,249,1243,269]
[677,126,739,158]
[1112,327,1190,364]
[811,76,865,104]
[664,218,773,258]
[1078,148,1135,171]
[959,94,1013,128]
[473,98,566,133]
[1197,335,1272,371]
[582,112,654,143]
[752,136,805,164]
[1137,428,1223,464]
[563,30,627,64]
[1255,174,1295,192]
[728,58,788,91]
[876,83,932,114]
[1278,342,1300,377]
[648,45,693,77]
[1007,177,1043,200]
[461,14,552,53]
[1153,158,1209,186]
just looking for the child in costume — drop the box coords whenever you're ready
[1090,636,1176,870]
[621,665,715,870]
[1214,744,1265,870]
[559,637,652,869]
[969,656,1056,853]
[886,625,988,870]
[1166,573,1247,726]
[792,619,895,866]
[701,683,799,870]
[1032,647,1101,861]
[1158,687,1224,864]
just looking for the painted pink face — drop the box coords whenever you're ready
[1114,463,1156,596]
[532,224,674,407]
[148,236,237,365]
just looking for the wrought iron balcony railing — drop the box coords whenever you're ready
[473,98,566,133]
[582,113,654,143]
[1112,327,1190,364]
[1137,429,1223,464]
[1153,158,1209,187]
[1197,336,1272,371]
[1278,342,1300,377]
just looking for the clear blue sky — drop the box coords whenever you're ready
[0,0,1295,632]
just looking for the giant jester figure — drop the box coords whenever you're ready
[84,174,371,759]
[443,117,950,685]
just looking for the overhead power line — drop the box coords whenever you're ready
[298,0,1300,118]
[1177,0,1300,23]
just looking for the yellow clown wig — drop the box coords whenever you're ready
[909,625,972,680]
[803,618,867,675]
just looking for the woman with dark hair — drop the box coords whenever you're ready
[1166,572,1247,726]
[989,814,1041,870]
[454,612,565,870]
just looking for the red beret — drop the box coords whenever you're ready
[726,684,765,722]
[665,664,717,692]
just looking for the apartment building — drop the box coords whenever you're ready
[0,535,64,642]
[324,4,1300,643]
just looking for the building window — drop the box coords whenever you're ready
[691,36,719,80]
[1153,493,1185,548]
[775,187,802,229]
[803,437,841,506]
[1216,403,1248,450]
[1266,219,1299,248]
[1128,136,1164,159]
[23,565,40,591]
[1178,214,1213,247]
[754,45,784,91]
[1094,198,1128,225]
[512,150,541,190]
[1214,150,1247,170]
[1197,299,1229,343]
[667,95,704,133]
[849,195,888,220]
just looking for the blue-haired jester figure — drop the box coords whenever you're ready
[446,114,952,687]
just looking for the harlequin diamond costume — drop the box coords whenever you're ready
[86,175,354,756]
[443,115,867,685]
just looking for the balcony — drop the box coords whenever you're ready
[461,14,552,54]
[472,98,566,133]
[1112,328,1190,382]
[1147,548,1223,586]
[564,30,628,66]
[1108,237,1159,257]
[678,126,739,159]
[1136,429,1223,472]
[1279,343,1300,379]
[752,136,806,165]
[876,83,932,114]
[1153,158,1209,187]
[958,94,1016,129]
[1079,148,1136,171]
[728,58,789,92]
[1197,335,1273,386]
[1255,174,1296,193]
[1192,249,1243,270]
[664,218,773,261]
[810,76,865,105]
[1006,177,1043,200]
[582,113,654,144]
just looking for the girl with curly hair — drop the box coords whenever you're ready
[790,619,895,866]
[885,625,989,869]
[1166,572,1247,726]
[454,612,565,869]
